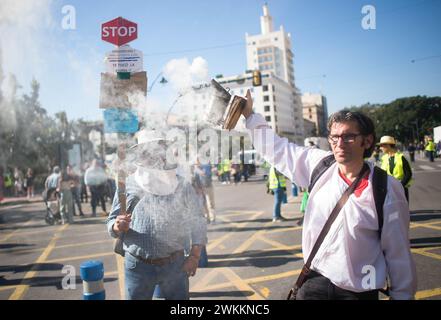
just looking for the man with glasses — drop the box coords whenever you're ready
[241,90,416,300]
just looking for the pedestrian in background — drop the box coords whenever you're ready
[194,159,216,223]
[85,159,108,217]
[67,165,84,217]
[0,167,4,203]
[425,137,436,162]
[268,165,287,222]
[407,143,416,163]
[24,168,35,199]
[58,168,74,225]
[80,162,89,203]
[379,136,413,202]
[14,167,24,197]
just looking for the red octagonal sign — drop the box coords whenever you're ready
[101,17,137,46]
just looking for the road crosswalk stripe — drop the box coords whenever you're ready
[419,165,435,170]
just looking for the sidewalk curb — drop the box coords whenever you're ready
[0,199,44,207]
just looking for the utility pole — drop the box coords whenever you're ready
[412,120,420,142]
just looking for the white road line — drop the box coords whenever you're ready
[419,165,434,171]
[437,164,441,168]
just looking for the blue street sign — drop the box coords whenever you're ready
[103,108,139,133]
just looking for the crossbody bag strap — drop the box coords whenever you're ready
[287,163,370,300]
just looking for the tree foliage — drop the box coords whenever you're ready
[0,75,100,179]
[345,96,441,144]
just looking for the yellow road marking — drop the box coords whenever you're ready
[222,210,265,217]
[416,287,441,300]
[8,224,69,300]
[191,269,222,292]
[0,269,118,293]
[264,225,303,234]
[232,230,265,254]
[55,239,112,250]
[0,239,113,255]
[45,252,113,264]
[207,211,264,252]
[0,285,16,292]
[260,287,271,298]
[0,223,106,242]
[116,254,125,300]
[410,221,441,230]
[258,235,296,251]
[220,268,264,300]
[0,219,36,242]
[247,269,301,285]
[412,248,441,261]
[260,244,302,252]
[195,268,302,291]
[207,233,232,252]
[192,211,265,293]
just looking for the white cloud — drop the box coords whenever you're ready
[163,56,209,90]
[0,0,54,81]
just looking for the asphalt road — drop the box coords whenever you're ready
[0,157,440,300]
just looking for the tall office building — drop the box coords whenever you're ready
[302,92,328,137]
[245,4,295,87]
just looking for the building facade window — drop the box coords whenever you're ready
[265,116,271,122]
[263,85,269,91]
[263,96,269,102]
[264,105,270,112]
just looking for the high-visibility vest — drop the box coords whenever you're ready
[222,159,231,172]
[425,141,436,152]
[4,175,12,188]
[381,151,412,187]
[269,167,286,190]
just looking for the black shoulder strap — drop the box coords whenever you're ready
[309,155,388,236]
[308,154,336,193]
[372,166,388,236]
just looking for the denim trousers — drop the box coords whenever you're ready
[296,270,379,300]
[273,188,284,219]
[124,252,189,300]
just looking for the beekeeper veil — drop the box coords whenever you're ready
[130,129,178,196]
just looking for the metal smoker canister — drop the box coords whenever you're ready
[204,79,231,127]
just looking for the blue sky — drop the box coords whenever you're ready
[1,0,440,121]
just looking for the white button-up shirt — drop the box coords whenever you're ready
[247,113,417,299]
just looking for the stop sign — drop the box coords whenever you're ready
[101,17,137,46]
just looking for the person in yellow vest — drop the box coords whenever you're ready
[425,137,436,162]
[222,158,231,184]
[268,166,287,222]
[379,136,413,202]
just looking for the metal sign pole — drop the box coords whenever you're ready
[116,140,127,216]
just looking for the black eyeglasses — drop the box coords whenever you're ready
[328,133,362,144]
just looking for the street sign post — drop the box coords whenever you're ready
[104,45,143,73]
[103,108,139,134]
[101,17,137,46]
[100,17,146,223]
[99,71,147,109]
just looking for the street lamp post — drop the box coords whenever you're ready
[147,72,168,92]
[412,120,420,142]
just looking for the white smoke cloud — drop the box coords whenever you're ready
[0,0,54,80]
[163,56,209,91]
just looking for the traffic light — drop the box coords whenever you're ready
[252,70,262,87]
